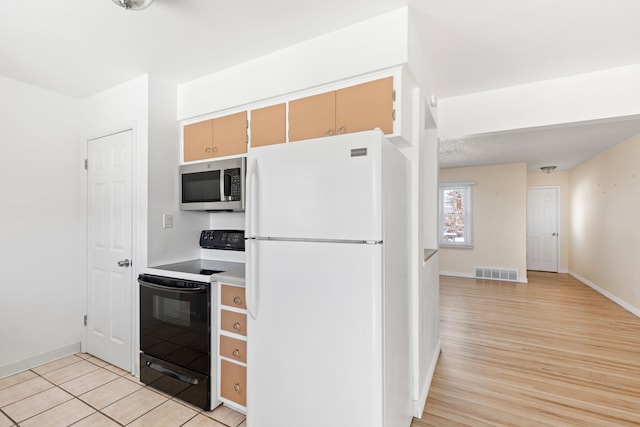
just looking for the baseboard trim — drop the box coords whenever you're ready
[413,340,442,417]
[440,271,474,279]
[0,342,81,379]
[569,271,640,319]
[440,271,528,284]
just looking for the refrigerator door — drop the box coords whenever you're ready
[246,130,384,241]
[246,239,383,427]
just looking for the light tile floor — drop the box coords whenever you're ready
[0,353,246,427]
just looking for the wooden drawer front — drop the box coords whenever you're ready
[221,285,246,309]
[221,310,247,336]
[220,360,246,406]
[220,335,247,363]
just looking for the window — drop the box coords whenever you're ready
[440,183,473,247]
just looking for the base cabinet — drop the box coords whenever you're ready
[217,283,248,413]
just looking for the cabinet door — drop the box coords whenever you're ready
[288,91,335,142]
[335,76,393,135]
[211,111,247,158]
[251,104,286,148]
[183,119,213,162]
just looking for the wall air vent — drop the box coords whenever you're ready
[474,267,519,282]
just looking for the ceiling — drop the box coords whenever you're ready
[440,116,640,172]
[2,0,640,170]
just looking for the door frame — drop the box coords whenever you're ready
[81,123,141,375]
[526,186,561,273]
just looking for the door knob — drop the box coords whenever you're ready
[117,259,131,267]
[552,233,558,236]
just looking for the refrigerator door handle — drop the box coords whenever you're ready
[246,158,259,237]
[246,238,259,319]
[245,157,259,318]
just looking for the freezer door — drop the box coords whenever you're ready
[246,239,383,427]
[246,130,384,241]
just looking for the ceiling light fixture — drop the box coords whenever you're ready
[111,0,153,10]
[540,165,557,174]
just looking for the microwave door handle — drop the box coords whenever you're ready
[220,170,227,201]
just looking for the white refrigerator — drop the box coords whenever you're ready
[245,130,412,427]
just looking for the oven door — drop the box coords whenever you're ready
[139,277,210,375]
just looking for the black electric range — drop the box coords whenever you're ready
[137,229,244,410]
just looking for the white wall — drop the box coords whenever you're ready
[439,163,528,282]
[438,64,640,138]
[569,134,640,314]
[178,8,410,120]
[0,76,83,377]
[147,75,209,265]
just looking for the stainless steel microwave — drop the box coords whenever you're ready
[179,158,246,211]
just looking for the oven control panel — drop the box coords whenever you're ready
[200,229,245,251]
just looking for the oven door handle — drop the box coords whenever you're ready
[145,360,199,385]
[138,279,208,294]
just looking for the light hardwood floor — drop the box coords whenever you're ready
[412,272,640,426]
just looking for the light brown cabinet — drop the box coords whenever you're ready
[250,103,286,148]
[218,283,247,412]
[183,111,247,162]
[288,77,394,142]
[220,360,247,407]
[220,309,247,337]
[288,92,336,142]
[220,335,247,363]
[221,284,247,309]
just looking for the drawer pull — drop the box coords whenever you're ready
[233,296,242,305]
[234,383,241,393]
[232,349,241,359]
[233,322,241,331]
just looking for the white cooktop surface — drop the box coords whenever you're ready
[142,259,244,283]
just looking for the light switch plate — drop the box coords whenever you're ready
[163,214,174,229]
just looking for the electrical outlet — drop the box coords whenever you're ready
[634,288,639,300]
[163,214,173,229]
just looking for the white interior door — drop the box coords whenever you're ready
[527,187,559,272]
[87,130,133,370]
